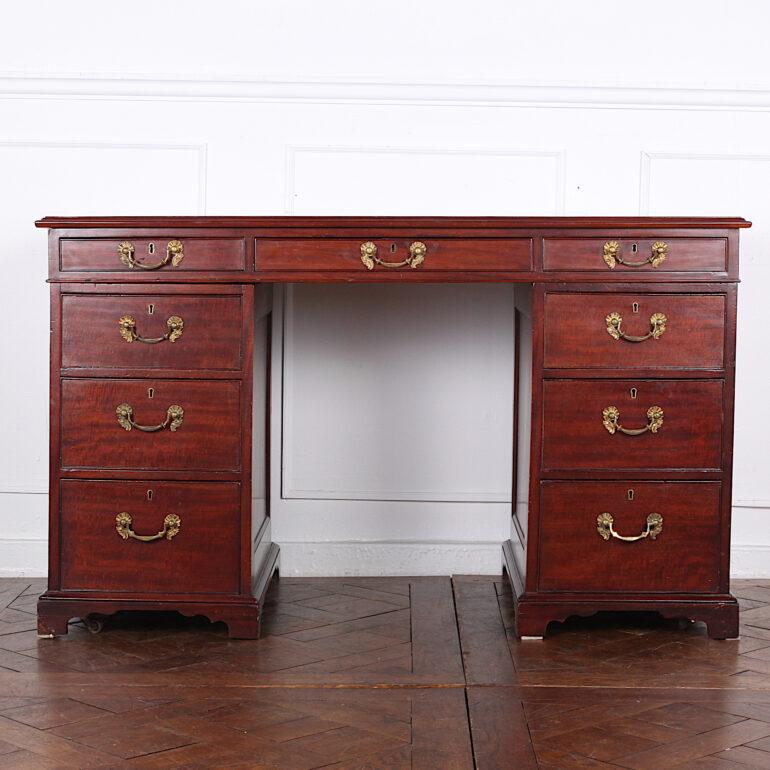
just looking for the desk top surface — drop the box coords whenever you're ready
[36,216,752,230]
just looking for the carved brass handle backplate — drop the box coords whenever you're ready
[118,240,184,270]
[597,512,663,542]
[606,312,667,342]
[603,240,667,269]
[119,315,184,344]
[602,405,663,435]
[360,241,426,270]
[115,512,181,542]
[116,403,184,432]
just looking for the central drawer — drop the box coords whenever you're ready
[255,238,533,272]
[59,480,241,594]
[538,481,721,593]
[541,379,723,471]
[61,293,243,372]
[60,379,242,472]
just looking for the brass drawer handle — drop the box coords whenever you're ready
[597,512,663,542]
[119,315,184,344]
[118,240,184,270]
[360,241,426,270]
[116,512,181,542]
[606,312,667,342]
[116,403,184,432]
[602,405,663,435]
[603,240,667,269]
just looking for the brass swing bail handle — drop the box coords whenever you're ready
[115,512,181,542]
[119,315,184,344]
[606,312,666,343]
[118,240,184,270]
[116,403,184,432]
[360,241,426,270]
[597,512,663,542]
[602,405,664,435]
[603,240,667,269]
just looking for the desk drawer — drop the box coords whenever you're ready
[59,480,240,594]
[60,237,246,272]
[543,292,726,370]
[255,238,532,272]
[538,481,721,593]
[541,379,723,471]
[61,293,243,372]
[60,378,241,472]
[543,237,726,272]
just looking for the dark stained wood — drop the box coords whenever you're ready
[58,480,241,594]
[543,290,726,370]
[59,236,246,272]
[255,237,533,271]
[61,291,244,372]
[543,236,727,272]
[59,378,242,472]
[541,378,724,472]
[39,214,744,650]
[537,481,722,593]
[4,578,770,769]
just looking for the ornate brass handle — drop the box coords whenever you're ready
[606,312,667,342]
[119,315,184,344]
[597,512,663,542]
[603,241,667,269]
[360,241,426,270]
[116,403,184,432]
[115,512,181,542]
[602,405,663,435]
[118,240,184,270]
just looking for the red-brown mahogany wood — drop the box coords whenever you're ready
[36,216,747,641]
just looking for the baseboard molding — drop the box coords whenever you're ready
[277,541,503,576]
[1,538,769,578]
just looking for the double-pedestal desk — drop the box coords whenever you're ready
[35,216,749,640]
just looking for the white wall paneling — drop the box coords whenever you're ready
[2,0,770,576]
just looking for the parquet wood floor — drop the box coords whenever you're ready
[0,576,769,768]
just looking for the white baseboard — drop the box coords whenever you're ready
[0,539,47,577]
[729,545,770,578]
[277,541,503,577]
[1,538,768,579]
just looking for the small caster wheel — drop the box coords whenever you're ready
[84,616,104,634]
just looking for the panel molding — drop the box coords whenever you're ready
[284,144,566,215]
[5,74,770,112]
[278,284,514,503]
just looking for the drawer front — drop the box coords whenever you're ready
[255,238,532,272]
[543,292,726,370]
[60,237,246,272]
[543,237,726,272]
[61,293,243,372]
[59,480,240,594]
[542,379,723,471]
[60,379,241,472]
[538,482,721,593]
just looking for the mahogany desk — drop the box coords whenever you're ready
[35,216,749,640]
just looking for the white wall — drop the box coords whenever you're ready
[1,1,769,577]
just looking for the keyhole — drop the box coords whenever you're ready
[632,302,639,314]
[630,387,638,399]
[148,387,155,399]
[147,489,153,501]
[148,304,155,315]
[390,243,397,254]
[148,242,156,255]
[631,243,639,254]
[627,489,635,501]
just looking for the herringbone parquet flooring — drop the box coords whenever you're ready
[0,576,769,768]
